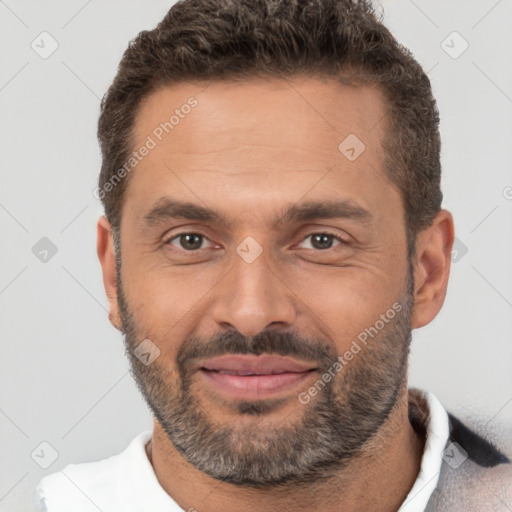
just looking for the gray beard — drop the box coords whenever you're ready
[116,262,413,489]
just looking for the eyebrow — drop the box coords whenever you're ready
[142,197,372,229]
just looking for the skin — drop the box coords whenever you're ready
[97,75,454,511]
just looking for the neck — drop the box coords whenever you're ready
[146,388,424,512]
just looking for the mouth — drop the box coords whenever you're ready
[197,354,318,399]
[200,353,318,373]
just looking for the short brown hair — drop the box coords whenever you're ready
[97,0,442,254]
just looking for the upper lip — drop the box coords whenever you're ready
[200,354,317,375]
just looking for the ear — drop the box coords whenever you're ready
[411,209,455,329]
[97,216,122,331]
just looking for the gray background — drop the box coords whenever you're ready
[1,1,511,510]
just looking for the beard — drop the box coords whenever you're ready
[116,259,414,490]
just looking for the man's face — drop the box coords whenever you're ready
[115,76,413,487]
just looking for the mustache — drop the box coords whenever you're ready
[177,330,338,372]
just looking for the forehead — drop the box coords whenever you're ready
[133,75,388,154]
[124,75,398,227]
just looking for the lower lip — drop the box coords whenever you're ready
[199,369,316,399]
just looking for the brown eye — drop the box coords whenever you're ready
[299,232,347,250]
[165,233,207,251]
[311,233,335,249]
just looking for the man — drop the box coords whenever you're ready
[33,0,511,510]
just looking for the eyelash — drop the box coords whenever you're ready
[163,231,349,252]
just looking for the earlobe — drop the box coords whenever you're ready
[411,210,455,329]
[97,216,122,331]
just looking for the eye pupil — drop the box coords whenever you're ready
[180,233,202,250]
[311,233,333,249]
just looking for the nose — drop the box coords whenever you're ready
[211,246,297,337]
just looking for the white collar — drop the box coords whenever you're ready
[398,389,450,511]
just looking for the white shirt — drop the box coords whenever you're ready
[32,390,449,512]
[398,391,449,511]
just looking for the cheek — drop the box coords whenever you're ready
[283,262,407,349]
[120,258,221,341]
